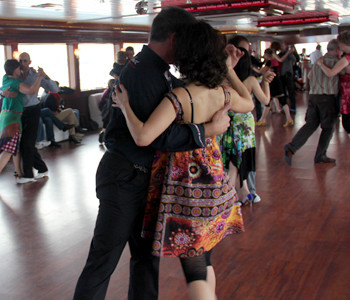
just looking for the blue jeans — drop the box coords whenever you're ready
[73,109,80,124]
[39,108,65,141]
[247,171,256,195]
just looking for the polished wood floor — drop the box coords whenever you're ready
[1,91,350,300]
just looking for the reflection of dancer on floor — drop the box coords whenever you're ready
[256,48,294,128]
[114,21,253,300]
[221,45,275,205]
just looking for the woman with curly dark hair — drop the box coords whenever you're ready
[114,21,253,300]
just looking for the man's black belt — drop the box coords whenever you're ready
[23,103,41,111]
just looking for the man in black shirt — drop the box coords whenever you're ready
[73,7,230,300]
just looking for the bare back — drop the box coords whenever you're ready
[171,83,228,124]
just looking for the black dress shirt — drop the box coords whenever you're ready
[104,45,205,168]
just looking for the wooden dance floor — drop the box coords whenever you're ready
[1,91,349,300]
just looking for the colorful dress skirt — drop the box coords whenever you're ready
[220,111,256,185]
[141,88,244,258]
[340,73,350,115]
[0,109,22,154]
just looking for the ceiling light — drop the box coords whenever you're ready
[259,8,266,16]
[272,9,284,15]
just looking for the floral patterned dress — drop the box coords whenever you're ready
[219,111,256,185]
[141,86,244,258]
[339,54,350,116]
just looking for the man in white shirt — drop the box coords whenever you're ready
[310,45,322,64]
[18,52,58,183]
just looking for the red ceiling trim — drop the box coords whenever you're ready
[161,0,296,14]
[257,10,339,27]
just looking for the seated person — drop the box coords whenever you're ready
[41,90,82,144]
[36,108,74,148]
[98,51,128,143]
[98,78,115,143]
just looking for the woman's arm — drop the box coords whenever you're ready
[317,56,349,77]
[114,84,177,147]
[251,66,260,74]
[18,68,44,95]
[244,71,275,106]
[226,68,254,113]
[1,87,17,98]
[255,64,270,74]
[224,45,254,113]
[273,48,293,63]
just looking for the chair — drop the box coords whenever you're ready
[88,93,103,129]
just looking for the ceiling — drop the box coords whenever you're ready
[0,0,350,43]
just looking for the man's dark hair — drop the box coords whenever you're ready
[150,6,196,42]
[125,46,134,51]
[4,59,20,75]
[173,21,227,88]
[227,35,249,48]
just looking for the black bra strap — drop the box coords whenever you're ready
[183,87,194,123]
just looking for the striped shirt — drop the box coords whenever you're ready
[308,52,339,95]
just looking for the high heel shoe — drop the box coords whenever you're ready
[238,193,254,206]
[283,120,294,127]
[256,120,266,127]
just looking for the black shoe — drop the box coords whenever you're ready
[49,141,61,148]
[314,156,336,164]
[284,145,293,166]
[98,131,104,143]
[69,135,81,144]
[76,126,88,134]
[63,124,74,131]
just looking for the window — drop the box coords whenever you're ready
[123,43,180,78]
[18,43,69,89]
[294,42,328,57]
[260,41,271,58]
[78,43,114,91]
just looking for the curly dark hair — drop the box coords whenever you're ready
[173,21,228,88]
